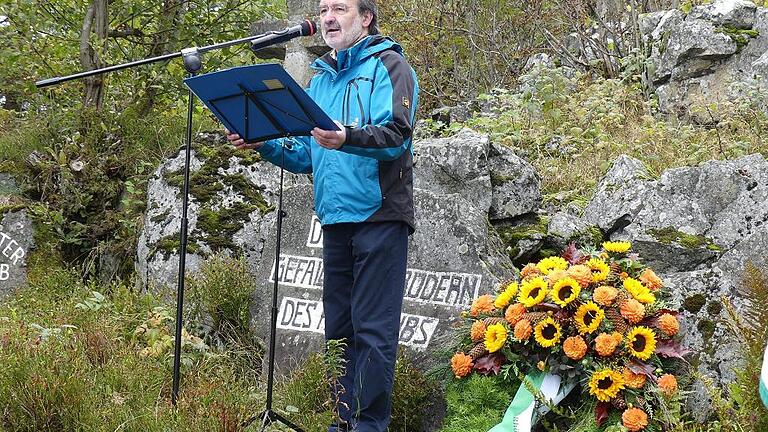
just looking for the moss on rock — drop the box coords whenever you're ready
[706,300,722,316]
[568,225,604,249]
[195,201,260,254]
[154,141,273,259]
[683,293,707,313]
[490,172,514,187]
[148,234,202,261]
[496,215,549,245]
[716,25,760,50]
[647,226,721,251]
[697,319,715,341]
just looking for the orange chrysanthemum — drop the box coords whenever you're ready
[620,299,646,324]
[593,285,618,306]
[623,367,647,389]
[547,268,569,286]
[470,294,495,317]
[514,319,533,341]
[594,332,619,357]
[658,313,679,336]
[639,268,663,291]
[520,263,541,279]
[471,321,487,342]
[658,374,678,396]
[622,407,648,432]
[567,264,593,287]
[612,331,624,344]
[505,303,526,325]
[563,335,588,360]
[451,352,474,378]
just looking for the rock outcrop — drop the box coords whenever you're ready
[642,0,768,119]
[550,153,768,419]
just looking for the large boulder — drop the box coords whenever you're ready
[136,133,308,289]
[488,142,541,220]
[567,153,768,416]
[139,130,522,371]
[654,19,737,83]
[688,0,758,28]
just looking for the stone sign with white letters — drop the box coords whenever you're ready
[0,175,33,298]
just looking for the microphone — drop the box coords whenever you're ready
[250,20,318,52]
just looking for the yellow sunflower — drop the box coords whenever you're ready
[588,368,625,402]
[536,256,569,275]
[626,326,657,361]
[518,277,548,308]
[494,290,513,309]
[550,277,581,307]
[623,278,656,304]
[484,322,508,353]
[574,301,605,334]
[534,316,562,347]
[502,281,519,298]
[603,241,631,253]
[586,258,610,283]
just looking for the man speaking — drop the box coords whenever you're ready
[226,0,419,430]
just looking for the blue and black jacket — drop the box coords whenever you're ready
[257,35,419,232]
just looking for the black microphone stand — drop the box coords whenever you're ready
[35,23,314,432]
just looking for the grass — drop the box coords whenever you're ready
[444,69,768,208]
[0,255,266,431]
[0,254,441,431]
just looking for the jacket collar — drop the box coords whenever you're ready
[312,35,401,74]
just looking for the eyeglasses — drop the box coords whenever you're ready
[318,4,354,17]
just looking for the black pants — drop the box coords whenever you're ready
[322,221,409,432]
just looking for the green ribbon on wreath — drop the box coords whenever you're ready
[489,373,573,432]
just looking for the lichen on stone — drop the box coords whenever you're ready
[706,300,723,316]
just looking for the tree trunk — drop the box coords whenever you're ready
[136,0,186,116]
[79,0,108,109]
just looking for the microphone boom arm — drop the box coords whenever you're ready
[35,20,317,88]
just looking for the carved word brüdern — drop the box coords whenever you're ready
[272,216,482,350]
[0,231,26,281]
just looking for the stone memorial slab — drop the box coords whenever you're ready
[250,132,517,373]
[0,175,33,299]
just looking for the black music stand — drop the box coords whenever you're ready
[185,64,338,432]
[184,63,338,141]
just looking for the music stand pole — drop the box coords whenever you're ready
[170,48,203,406]
[238,142,303,432]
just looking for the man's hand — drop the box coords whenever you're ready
[225,128,263,150]
[311,121,346,150]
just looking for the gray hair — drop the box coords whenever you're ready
[357,0,379,35]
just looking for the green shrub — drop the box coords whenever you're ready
[391,352,443,431]
[187,254,255,344]
[439,374,518,432]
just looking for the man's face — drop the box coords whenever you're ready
[318,0,372,51]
